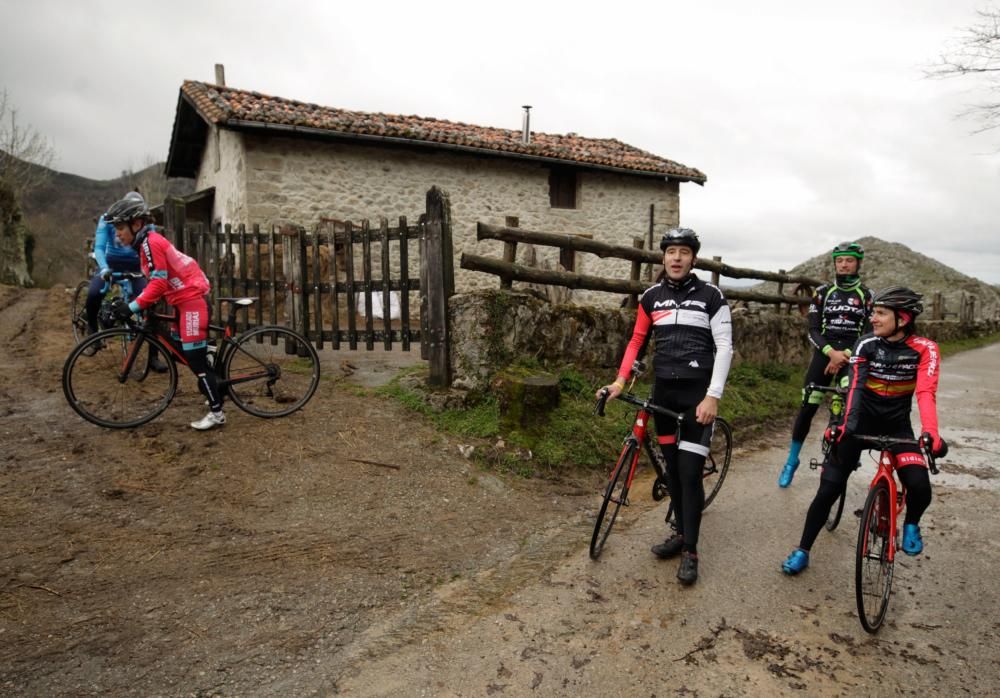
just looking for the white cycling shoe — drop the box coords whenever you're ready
[191,410,226,431]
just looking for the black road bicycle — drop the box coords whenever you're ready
[63,297,320,428]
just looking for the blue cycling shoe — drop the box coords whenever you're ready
[782,549,809,575]
[778,461,799,488]
[902,524,923,555]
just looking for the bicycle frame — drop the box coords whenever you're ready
[855,435,937,562]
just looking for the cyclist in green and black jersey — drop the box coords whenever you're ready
[778,242,873,487]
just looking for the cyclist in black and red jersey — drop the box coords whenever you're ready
[597,228,733,586]
[781,286,948,575]
[778,242,873,487]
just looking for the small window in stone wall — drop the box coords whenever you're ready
[549,168,578,209]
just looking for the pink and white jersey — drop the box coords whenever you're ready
[132,227,211,309]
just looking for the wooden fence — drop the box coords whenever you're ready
[462,223,824,309]
[159,187,455,386]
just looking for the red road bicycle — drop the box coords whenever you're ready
[589,369,732,560]
[852,433,939,633]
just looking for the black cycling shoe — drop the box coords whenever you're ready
[148,355,169,373]
[651,534,684,560]
[677,551,698,585]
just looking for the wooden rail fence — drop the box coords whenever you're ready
[463,223,824,308]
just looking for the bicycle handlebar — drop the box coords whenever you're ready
[593,387,684,422]
[804,382,846,396]
[851,433,940,475]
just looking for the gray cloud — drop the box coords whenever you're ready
[1,0,997,282]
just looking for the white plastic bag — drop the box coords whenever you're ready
[356,291,401,320]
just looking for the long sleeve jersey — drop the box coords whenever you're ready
[618,274,733,398]
[807,282,874,354]
[92,215,139,270]
[128,226,210,311]
[842,332,941,440]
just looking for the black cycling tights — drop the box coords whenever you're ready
[659,444,706,554]
[798,465,932,551]
[186,346,223,412]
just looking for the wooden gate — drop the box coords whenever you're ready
[161,187,453,386]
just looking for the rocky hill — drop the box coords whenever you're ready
[754,236,1000,321]
[16,160,193,287]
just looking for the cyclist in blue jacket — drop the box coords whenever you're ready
[83,191,164,370]
[85,191,147,335]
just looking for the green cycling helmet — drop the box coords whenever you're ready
[832,241,864,260]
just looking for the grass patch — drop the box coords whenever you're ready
[378,362,804,476]
[936,331,1000,357]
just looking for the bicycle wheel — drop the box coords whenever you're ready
[855,480,894,633]
[590,441,638,560]
[71,281,90,342]
[826,489,847,532]
[703,417,732,509]
[62,329,177,428]
[222,326,320,418]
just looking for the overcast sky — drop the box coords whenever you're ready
[2,0,998,282]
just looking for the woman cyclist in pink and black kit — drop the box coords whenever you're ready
[781,287,948,575]
[103,194,226,431]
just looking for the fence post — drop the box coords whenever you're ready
[422,186,453,387]
[501,216,518,290]
[712,256,722,287]
[162,197,186,250]
[777,269,786,313]
[932,292,943,321]
[627,237,644,308]
[282,225,309,340]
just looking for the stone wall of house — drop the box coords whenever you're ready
[447,289,1000,391]
[212,133,680,302]
[194,127,248,224]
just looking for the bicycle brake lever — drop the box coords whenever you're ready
[594,388,609,417]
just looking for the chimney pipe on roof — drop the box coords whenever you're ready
[521,105,532,144]
[214,64,226,86]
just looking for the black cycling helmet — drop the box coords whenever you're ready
[105,193,150,225]
[873,286,923,316]
[659,227,701,255]
[832,241,864,260]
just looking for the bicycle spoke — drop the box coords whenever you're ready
[222,327,319,418]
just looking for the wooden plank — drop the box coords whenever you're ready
[213,223,223,323]
[253,224,262,328]
[424,187,452,386]
[345,221,358,350]
[238,224,247,332]
[362,220,374,351]
[268,226,277,325]
[419,218,429,361]
[399,216,411,351]
[380,217,392,350]
[328,223,341,349]
[312,225,323,349]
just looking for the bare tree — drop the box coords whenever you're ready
[0,89,56,201]
[928,6,1000,134]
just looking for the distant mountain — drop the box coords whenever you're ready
[16,160,194,287]
[755,236,1000,321]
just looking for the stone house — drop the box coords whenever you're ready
[164,80,706,296]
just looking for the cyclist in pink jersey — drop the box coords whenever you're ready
[104,194,226,431]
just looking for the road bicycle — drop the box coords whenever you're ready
[62,296,321,429]
[589,368,732,560]
[804,381,850,532]
[852,433,939,633]
[70,270,145,343]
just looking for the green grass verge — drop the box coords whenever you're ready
[376,332,999,476]
[936,331,1000,357]
[378,361,803,475]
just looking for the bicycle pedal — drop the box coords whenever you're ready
[809,458,822,470]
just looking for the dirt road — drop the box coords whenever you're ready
[1,286,998,696]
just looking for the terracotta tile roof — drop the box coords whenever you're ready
[180,81,706,183]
